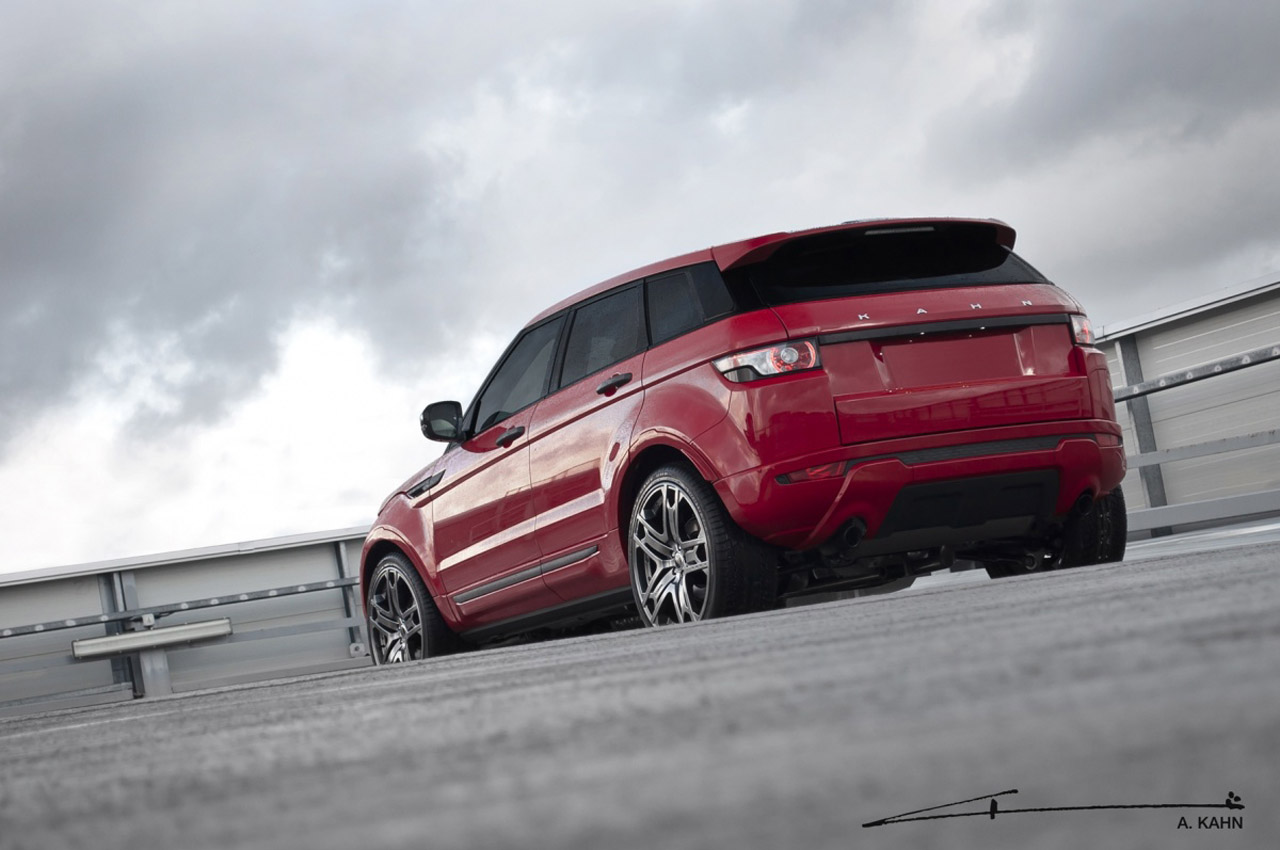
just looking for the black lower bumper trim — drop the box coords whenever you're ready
[852,469,1062,557]
[459,588,633,643]
[879,470,1060,535]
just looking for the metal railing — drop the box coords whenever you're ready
[2,576,360,640]
[1112,344,1280,533]
[1,531,369,715]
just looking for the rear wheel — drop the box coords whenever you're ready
[1062,486,1128,567]
[628,464,776,626]
[365,553,459,663]
[985,486,1129,578]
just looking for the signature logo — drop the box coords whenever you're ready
[863,788,1244,828]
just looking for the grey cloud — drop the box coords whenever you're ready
[2,0,906,449]
[940,2,1280,167]
[6,0,1272,453]
[0,3,494,445]
[925,2,1280,319]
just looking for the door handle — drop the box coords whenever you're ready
[596,372,633,396]
[495,425,525,448]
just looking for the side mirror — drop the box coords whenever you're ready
[421,400,464,442]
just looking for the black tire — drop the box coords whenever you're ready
[627,464,776,626]
[365,553,460,663]
[986,487,1128,578]
[1096,486,1128,563]
[1062,486,1128,568]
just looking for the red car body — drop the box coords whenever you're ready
[362,218,1126,644]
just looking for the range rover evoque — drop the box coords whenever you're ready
[361,218,1127,662]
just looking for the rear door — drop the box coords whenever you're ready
[528,284,647,601]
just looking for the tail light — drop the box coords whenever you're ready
[1070,314,1095,345]
[714,340,821,383]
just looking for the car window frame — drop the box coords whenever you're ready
[462,313,567,439]
[552,281,647,392]
[455,261,745,441]
[645,261,742,347]
[645,269,703,346]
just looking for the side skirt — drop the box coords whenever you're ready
[459,587,634,643]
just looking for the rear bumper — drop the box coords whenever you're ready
[713,419,1126,551]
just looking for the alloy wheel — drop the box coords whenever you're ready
[367,565,425,663]
[631,480,711,625]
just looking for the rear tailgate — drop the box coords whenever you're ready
[721,220,1096,446]
[820,316,1088,444]
[771,286,1091,444]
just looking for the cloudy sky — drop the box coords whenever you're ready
[2,0,1279,574]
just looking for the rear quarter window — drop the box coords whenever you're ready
[647,262,737,344]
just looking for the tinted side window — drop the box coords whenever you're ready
[472,318,563,433]
[689,262,735,320]
[647,262,736,345]
[647,272,700,344]
[559,286,644,388]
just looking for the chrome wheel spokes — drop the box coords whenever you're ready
[632,482,710,625]
[368,567,424,663]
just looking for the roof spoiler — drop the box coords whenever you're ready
[711,218,1017,271]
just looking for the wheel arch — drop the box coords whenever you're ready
[360,529,445,610]
[614,437,717,557]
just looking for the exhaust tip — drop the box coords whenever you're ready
[842,518,867,548]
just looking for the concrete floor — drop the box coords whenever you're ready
[2,542,1276,850]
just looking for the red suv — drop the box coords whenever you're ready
[361,218,1127,662]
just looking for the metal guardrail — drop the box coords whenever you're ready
[73,618,234,659]
[1128,489,1280,533]
[1,539,368,713]
[1,577,360,639]
[1112,343,1280,402]
[0,578,366,697]
[1115,343,1280,532]
[1124,429,1280,468]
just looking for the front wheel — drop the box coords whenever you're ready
[627,464,776,627]
[365,553,460,663]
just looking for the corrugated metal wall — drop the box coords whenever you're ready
[129,544,360,692]
[0,575,128,709]
[1,532,369,716]
[1100,285,1280,513]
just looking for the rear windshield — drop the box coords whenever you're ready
[735,222,1049,305]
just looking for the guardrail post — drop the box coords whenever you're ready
[1117,337,1171,535]
[98,573,136,693]
[335,542,367,658]
[135,648,173,696]
[120,571,172,697]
